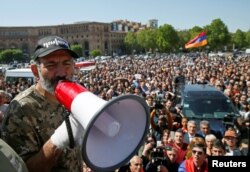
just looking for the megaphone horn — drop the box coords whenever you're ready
[55,80,150,172]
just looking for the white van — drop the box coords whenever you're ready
[4,68,35,85]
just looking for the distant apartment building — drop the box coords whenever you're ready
[0,19,158,59]
[111,20,150,32]
[147,19,158,29]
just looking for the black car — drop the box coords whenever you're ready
[177,84,240,136]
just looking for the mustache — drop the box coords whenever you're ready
[54,76,68,84]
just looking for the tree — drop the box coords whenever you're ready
[71,44,83,57]
[90,49,102,57]
[177,30,190,52]
[146,29,158,53]
[231,29,246,50]
[156,24,179,52]
[124,32,138,54]
[205,18,231,51]
[136,29,157,53]
[0,49,23,63]
[188,26,203,39]
[125,18,249,54]
[183,26,204,52]
[245,31,250,48]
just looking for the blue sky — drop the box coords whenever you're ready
[1,0,250,32]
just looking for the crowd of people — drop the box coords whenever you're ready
[0,35,249,172]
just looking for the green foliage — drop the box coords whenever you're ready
[90,49,102,57]
[205,19,231,51]
[0,49,23,63]
[188,26,203,39]
[137,29,158,53]
[156,24,179,52]
[71,44,83,57]
[231,29,246,50]
[124,32,138,53]
[124,18,249,54]
[244,31,250,48]
[177,30,190,50]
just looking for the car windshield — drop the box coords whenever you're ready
[182,92,236,119]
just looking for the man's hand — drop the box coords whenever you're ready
[50,115,84,149]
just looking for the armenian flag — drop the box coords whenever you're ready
[185,31,208,49]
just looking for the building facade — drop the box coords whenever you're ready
[111,20,148,32]
[147,19,158,29]
[0,22,127,59]
[0,19,158,59]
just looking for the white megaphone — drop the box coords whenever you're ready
[55,80,149,171]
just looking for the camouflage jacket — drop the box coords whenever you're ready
[2,85,83,172]
[0,138,28,172]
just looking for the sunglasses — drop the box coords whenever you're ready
[192,150,203,155]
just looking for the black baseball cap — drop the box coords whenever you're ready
[33,35,79,60]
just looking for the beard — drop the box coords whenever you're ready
[38,69,73,95]
[39,75,59,95]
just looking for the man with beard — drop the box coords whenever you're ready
[2,36,84,172]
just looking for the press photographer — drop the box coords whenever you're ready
[151,147,167,166]
[145,146,179,172]
[150,107,173,141]
[140,134,157,170]
[223,113,241,130]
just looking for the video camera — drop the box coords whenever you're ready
[223,113,241,129]
[154,93,166,110]
[154,100,164,110]
[150,147,167,166]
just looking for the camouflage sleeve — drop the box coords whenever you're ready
[2,99,47,161]
[0,139,28,172]
[3,96,84,171]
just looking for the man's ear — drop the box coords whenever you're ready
[31,64,39,80]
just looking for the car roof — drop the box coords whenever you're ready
[181,84,226,99]
[179,84,239,136]
[183,84,218,92]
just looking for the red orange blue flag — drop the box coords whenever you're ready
[185,31,208,49]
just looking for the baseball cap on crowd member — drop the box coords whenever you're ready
[224,129,237,138]
[33,35,79,60]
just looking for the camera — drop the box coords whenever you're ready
[154,101,164,110]
[154,95,166,110]
[223,113,241,129]
[151,147,166,166]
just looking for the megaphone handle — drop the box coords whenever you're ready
[63,108,75,148]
